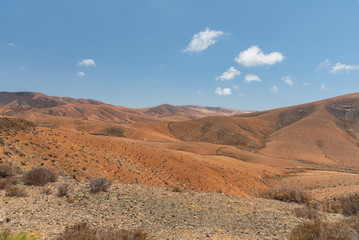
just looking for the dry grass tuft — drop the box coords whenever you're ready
[57,184,70,197]
[5,185,27,197]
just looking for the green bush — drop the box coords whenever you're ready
[0,229,38,240]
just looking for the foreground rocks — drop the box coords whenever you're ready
[0,177,329,239]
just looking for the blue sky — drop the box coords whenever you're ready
[1,0,359,110]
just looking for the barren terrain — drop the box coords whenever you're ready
[2,92,359,238]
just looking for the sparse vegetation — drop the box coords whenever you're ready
[23,167,57,186]
[258,187,310,204]
[289,218,357,240]
[293,206,319,220]
[0,163,15,178]
[41,187,52,195]
[55,223,150,240]
[0,229,38,240]
[56,184,70,197]
[0,177,18,190]
[0,117,36,132]
[5,186,27,197]
[322,193,359,216]
[89,178,111,193]
[172,186,184,193]
[100,127,124,137]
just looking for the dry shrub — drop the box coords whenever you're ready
[172,186,184,193]
[55,223,150,240]
[89,178,111,194]
[57,184,70,197]
[0,177,18,190]
[258,187,310,204]
[5,185,27,197]
[0,163,14,178]
[322,193,359,216]
[23,167,58,186]
[293,206,319,220]
[289,219,357,240]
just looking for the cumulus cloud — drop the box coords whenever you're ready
[244,74,261,83]
[320,83,327,90]
[270,86,279,93]
[234,46,284,67]
[183,28,225,53]
[282,76,294,86]
[232,85,239,89]
[78,59,96,67]
[8,42,17,48]
[215,87,232,96]
[217,67,241,81]
[330,62,359,74]
[303,82,310,86]
[77,72,86,77]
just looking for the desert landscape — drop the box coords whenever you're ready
[2,1,359,239]
[1,91,359,239]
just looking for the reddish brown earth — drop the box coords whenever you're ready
[2,92,359,199]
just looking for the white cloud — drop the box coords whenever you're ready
[320,83,327,90]
[239,92,245,97]
[232,85,240,89]
[303,82,310,86]
[77,72,86,77]
[270,86,279,93]
[216,67,241,81]
[78,59,96,67]
[282,76,294,86]
[215,87,232,96]
[316,59,330,72]
[20,67,26,71]
[183,28,225,53]
[8,43,17,48]
[234,45,284,67]
[316,60,359,74]
[196,90,202,95]
[244,74,261,83]
[330,62,359,74]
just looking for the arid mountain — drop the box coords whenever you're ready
[0,92,244,124]
[163,93,359,168]
[139,104,249,121]
[2,92,359,199]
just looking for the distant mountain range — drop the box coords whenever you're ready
[0,91,248,123]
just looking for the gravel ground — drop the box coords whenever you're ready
[0,177,330,240]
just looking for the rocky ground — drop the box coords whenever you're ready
[0,176,343,240]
